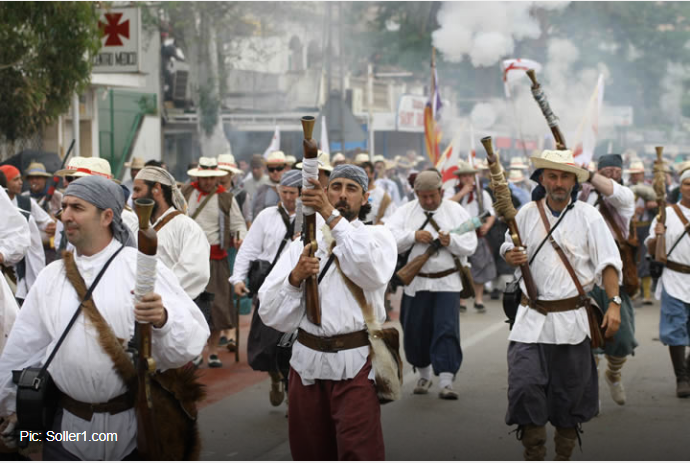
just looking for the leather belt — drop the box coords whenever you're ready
[59,391,134,422]
[418,268,457,279]
[297,328,369,353]
[665,260,690,274]
[521,294,584,316]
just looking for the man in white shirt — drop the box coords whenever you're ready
[355,157,396,225]
[646,168,690,398]
[231,170,301,407]
[0,176,209,460]
[182,157,247,368]
[445,161,497,311]
[502,150,622,460]
[579,153,639,407]
[0,165,56,243]
[387,170,478,400]
[259,164,396,460]
[0,183,29,314]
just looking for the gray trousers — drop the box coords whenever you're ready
[506,340,598,429]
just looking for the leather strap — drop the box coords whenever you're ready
[671,203,689,226]
[520,294,583,315]
[190,190,216,220]
[536,200,587,299]
[665,259,690,274]
[426,214,464,275]
[297,328,369,353]
[59,391,134,422]
[374,191,392,225]
[153,210,183,232]
[418,268,458,279]
[596,196,626,244]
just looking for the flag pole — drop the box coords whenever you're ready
[508,85,529,160]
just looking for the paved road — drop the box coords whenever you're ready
[196,298,690,460]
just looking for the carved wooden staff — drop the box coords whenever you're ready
[481,137,539,303]
[301,116,321,325]
[653,146,667,263]
[527,69,566,150]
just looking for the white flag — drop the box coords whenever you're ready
[320,116,330,155]
[571,74,605,168]
[263,126,281,159]
[435,135,462,192]
[502,58,542,98]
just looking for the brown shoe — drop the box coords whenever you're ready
[677,379,690,398]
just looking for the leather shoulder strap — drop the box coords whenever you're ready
[596,196,625,243]
[190,190,216,220]
[62,251,137,384]
[427,214,463,272]
[374,192,392,225]
[154,210,184,232]
[333,256,376,325]
[671,203,689,227]
[536,200,587,298]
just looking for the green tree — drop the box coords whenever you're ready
[0,2,101,142]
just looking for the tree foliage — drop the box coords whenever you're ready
[0,2,101,142]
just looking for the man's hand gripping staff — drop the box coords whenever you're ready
[481,137,539,303]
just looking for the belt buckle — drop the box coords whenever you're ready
[317,338,334,353]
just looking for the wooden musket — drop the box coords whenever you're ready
[301,116,321,326]
[653,146,667,263]
[527,69,566,150]
[133,198,160,459]
[481,137,539,303]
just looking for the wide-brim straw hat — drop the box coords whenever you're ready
[372,154,386,164]
[56,157,120,183]
[454,160,479,175]
[354,153,371,165]
[265,151,287,165]
[396,158,414,169]
[295,151,334,172]
[124,157,145,169]
[332,153,347,164]
[509,157,529,170]
[625,160,645,175]
[508,169,525,183]
[217,153,243,175]
[24,162,52,178]
[187,157,227,177]
[530,150,589,183]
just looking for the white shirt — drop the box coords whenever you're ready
[259,219,397,385]
[365,185,397,224]
[0,188,30,265]
[128,207,211,299]
[584,181,636,236]
[11,195,54,235]
[0,274,18,353]
[0,238,210,461]
[646,204,690,303]
[499,199,623,345]
[386,199,478,296]
[15,214,45,300]
[444,187,495,217]
[230,205,294,285]
[187,189,247,245]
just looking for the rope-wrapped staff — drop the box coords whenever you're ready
[652,146,667,264]
[300,116,321,326]
[481,137,538,303]
[527,69,566,150]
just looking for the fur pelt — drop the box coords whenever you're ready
[62,251,206,460]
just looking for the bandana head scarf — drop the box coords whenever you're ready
[328,164,368,193]
[135,166,188,213]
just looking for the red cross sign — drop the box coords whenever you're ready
[99,13,130,47]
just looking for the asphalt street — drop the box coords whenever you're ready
[196,298,690,461]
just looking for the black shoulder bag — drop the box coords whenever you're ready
[248,207,294,296]
[390,213,434,289]
[503,202,573,328]
[12,245,124,439]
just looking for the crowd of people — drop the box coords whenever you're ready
[0,144,688,460]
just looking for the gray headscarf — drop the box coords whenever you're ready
[329,164,368,192]
[64,176,135,247]
[280,169,302,188]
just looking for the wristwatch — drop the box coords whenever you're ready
[608,295,622,306]
[326,208,341,226]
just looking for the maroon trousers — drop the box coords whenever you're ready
[288,360,385,461]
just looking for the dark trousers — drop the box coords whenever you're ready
[506,340,599,429]
[400,291,463,375]
[287,360,384,461]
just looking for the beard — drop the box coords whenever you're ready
[546,186,572,203]
[335,199,358,221]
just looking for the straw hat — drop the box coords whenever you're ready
[530,150,589,183]
[675,160,690,176]
[385,159,397,170]
[24,162,52,178]
[332,153,346,164]
[56,157,119,182]
[476,159,490,170]
[187,157,227,177]
[285,154,297,165]
[372,154,386,164]
[295,150,334,172]
[265,151,287,165]
[454,160,479,175]
[508,169,525,183]
[509,157,529,170]
[354,153,371,165]
[124,157,145,169]
[396,158,414,169]
[625,160,645,175]
[217,153,243,175]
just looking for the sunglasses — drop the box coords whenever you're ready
[65,176,76,182]
[267,165,285,173]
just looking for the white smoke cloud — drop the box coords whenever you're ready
[432,1,570,68]
[660,62,689,127]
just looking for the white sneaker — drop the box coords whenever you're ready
[413,378,433,395]
[605,373,626,405]
[438,386,459,400]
